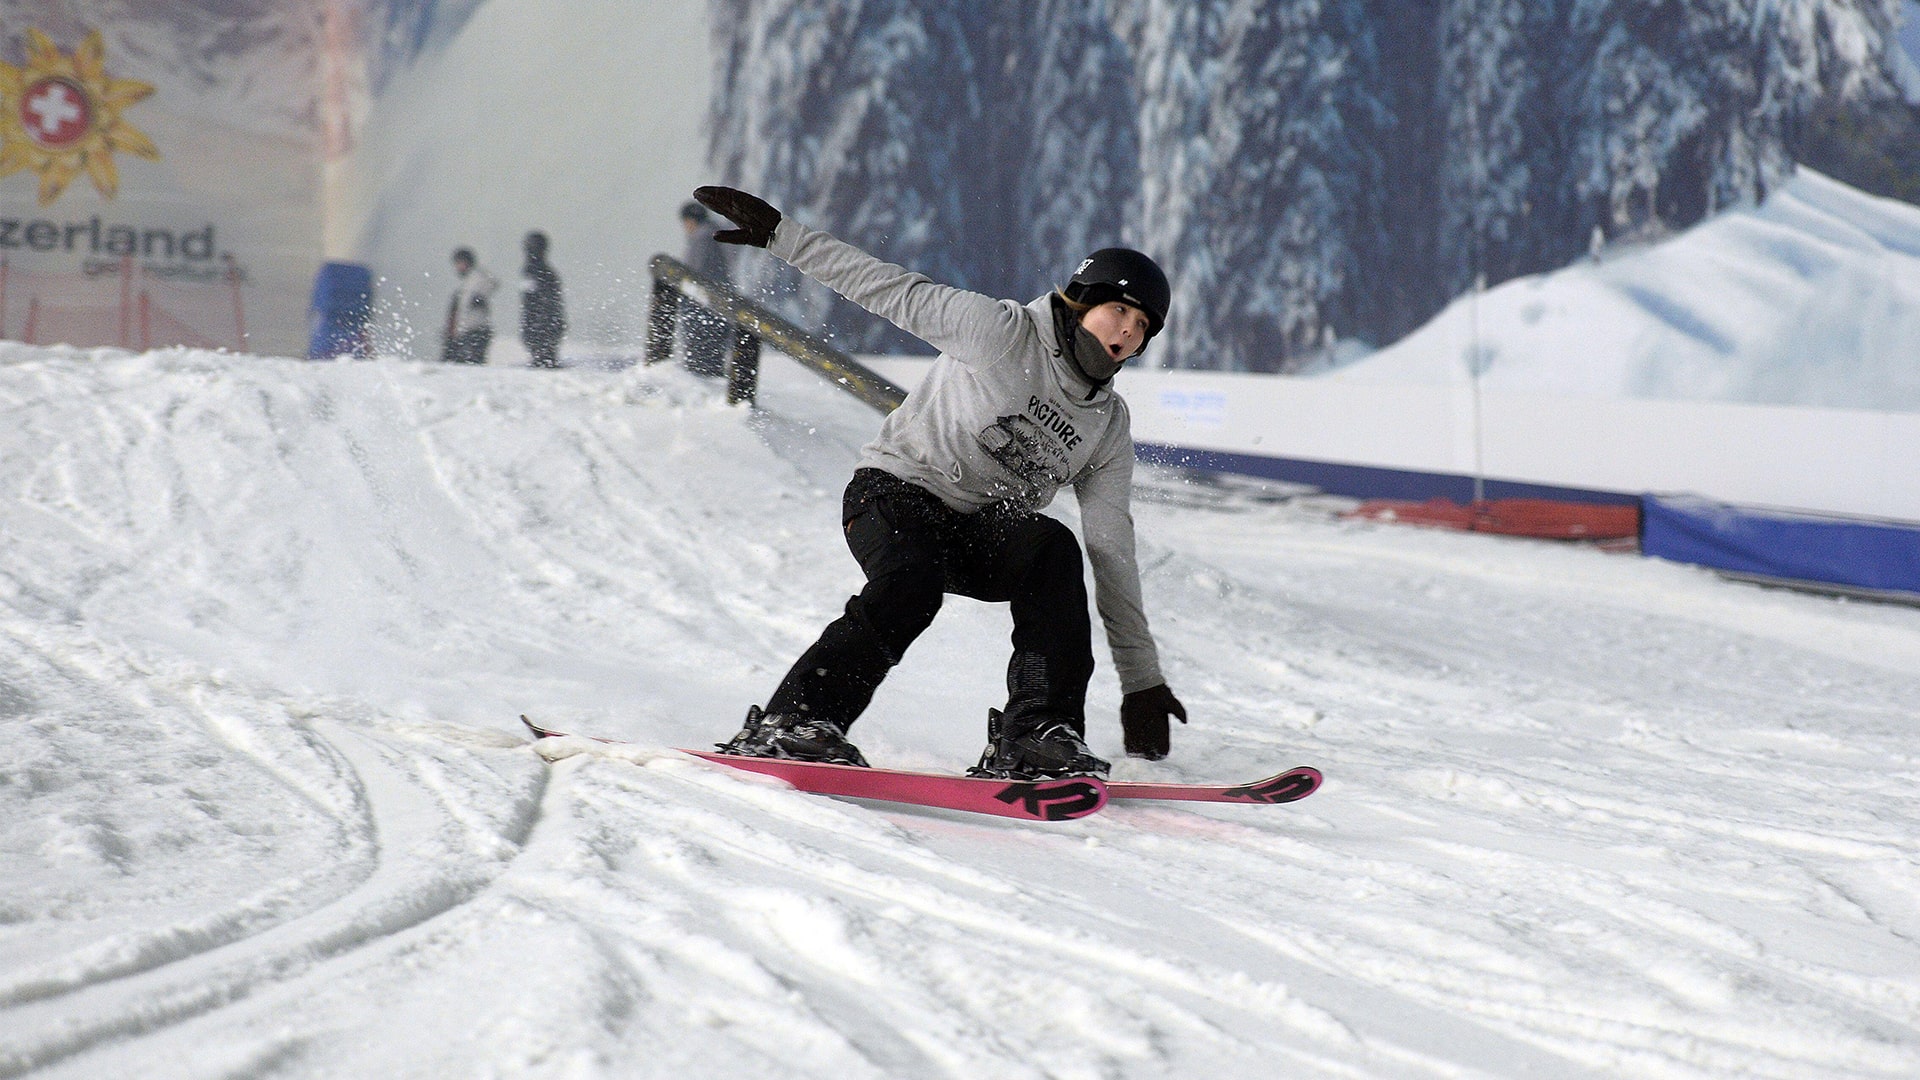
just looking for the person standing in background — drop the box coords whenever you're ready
[679,201,732,376]
[520,231,566,369]
[442,247,497,364]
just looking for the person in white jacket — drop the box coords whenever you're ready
[699,185,1187,780]
[441,247,497,365]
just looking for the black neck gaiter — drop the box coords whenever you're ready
[1050,294,1122,387]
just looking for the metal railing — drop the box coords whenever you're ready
[647,253,906,414]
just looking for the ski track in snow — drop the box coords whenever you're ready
[1,346,1917,1078]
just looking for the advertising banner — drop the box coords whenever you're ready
[0,11,322,357]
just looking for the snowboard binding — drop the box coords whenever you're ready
[717,705,870,768]
[968,709,1111,781]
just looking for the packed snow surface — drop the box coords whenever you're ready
[3,345,1918,1078]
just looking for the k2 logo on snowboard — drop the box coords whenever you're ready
[993,779,1105,820]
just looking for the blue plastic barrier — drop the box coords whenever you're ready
[1641,494,1920,596]
[1134,442,1642,506]
[308,261,373,359]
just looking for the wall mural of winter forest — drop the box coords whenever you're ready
[709,0,1920,372]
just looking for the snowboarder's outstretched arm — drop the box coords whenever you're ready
[694,186,1029,366]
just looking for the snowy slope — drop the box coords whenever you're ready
[1327,167,1920,412]
[3,345,1920,1078]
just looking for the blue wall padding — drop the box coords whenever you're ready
[1134,442,1642,506]
[308,261,374,360]
[1641,494,1920,594]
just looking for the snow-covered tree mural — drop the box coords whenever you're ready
[708,0,1139,353]
[1433,0,1560,304]
[707,0,977,353]
[997,0,1141,302]
[1133,0,1390,371]
[711,0,1920,369]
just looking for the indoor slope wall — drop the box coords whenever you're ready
[862,359,1920,524]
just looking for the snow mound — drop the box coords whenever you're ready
[1332,168,1920,412]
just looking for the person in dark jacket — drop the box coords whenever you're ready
[679,201,732,377]
[520,231,566,369]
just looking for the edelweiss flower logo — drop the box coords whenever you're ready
[0,29,158,205]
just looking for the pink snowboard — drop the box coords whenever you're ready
[522,716,1321,820]
[1106,766,1322,805]
[682,749,1108,821]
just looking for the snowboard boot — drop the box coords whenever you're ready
[717,705,870,768]
[968,708,1110,780]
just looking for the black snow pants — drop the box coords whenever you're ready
[524,332,562,369]
[765,468,1096,738]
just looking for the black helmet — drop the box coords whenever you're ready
[1064,247,1169,338]
[523,230,549,256]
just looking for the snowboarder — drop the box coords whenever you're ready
[696,185,1188,780]
[519,231,566,369]
[442,247,497,365]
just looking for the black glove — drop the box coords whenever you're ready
[1121,683,1188,760]
[693,185,782,247]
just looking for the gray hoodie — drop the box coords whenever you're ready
[767,218,1163,694]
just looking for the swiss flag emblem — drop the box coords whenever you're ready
[22,77,91,148]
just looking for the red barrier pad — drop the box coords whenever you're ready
[1345,497,1641,540]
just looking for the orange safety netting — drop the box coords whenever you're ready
[2,255,244,352]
